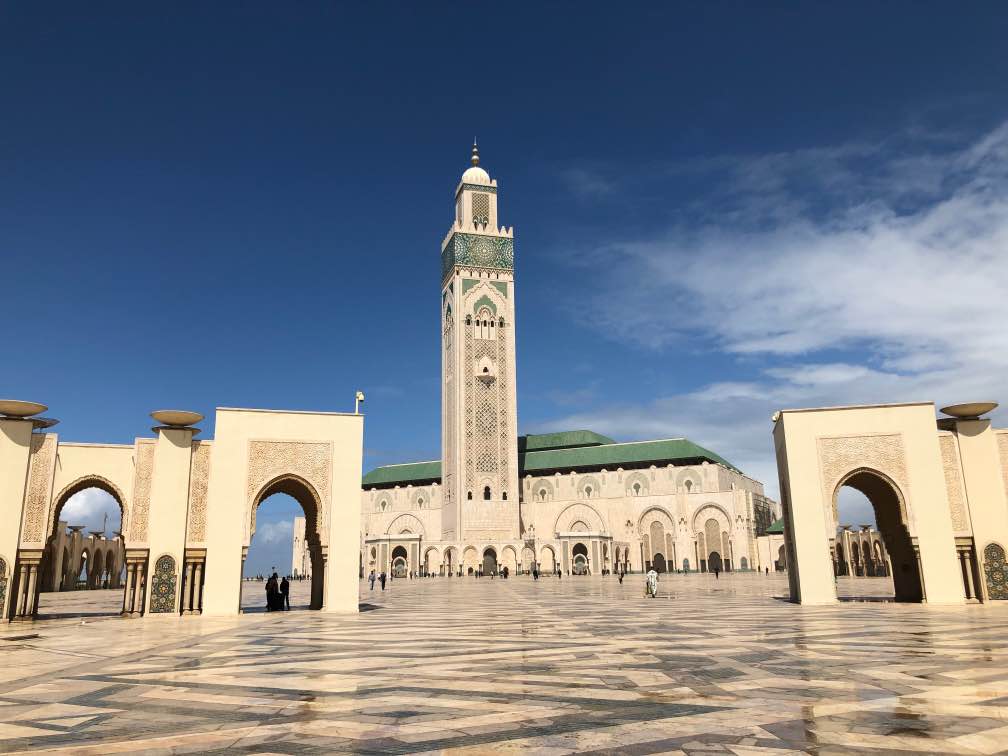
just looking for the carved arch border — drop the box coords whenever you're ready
[830,466,909,527]
[49,475,130,543]
[637,505,675,534]
[554,502,607,534]
[463,280,508,319]
[248,473,325,548]
[691,502,732,533]
[386,512,427,538]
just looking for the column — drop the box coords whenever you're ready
[193,561,204,613]
[16,563,30,617]
[27,565,38,616]
[182,561,194,614]
[963,548,978,601]
[132,561,145,616]
[122,563,134,614]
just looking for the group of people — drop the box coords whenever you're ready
[264,572,290,611]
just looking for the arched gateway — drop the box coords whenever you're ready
[0,403,363,621]
[772,400,1008,605]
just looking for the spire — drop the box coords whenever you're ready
[471,139,479,166]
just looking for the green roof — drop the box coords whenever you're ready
[521,438,738,476]
[362,432,739,489]
[519,430,614,452]
[362,460,441,488]
[766,517,785,535]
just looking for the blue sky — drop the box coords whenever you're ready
[4,4,1007,574]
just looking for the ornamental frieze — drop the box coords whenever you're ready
[186,441,212,543]
[21,433,57,545]
[246,440,332,543]
[939,434,970,533]
[818,434,908,525]
[129,441,156,542]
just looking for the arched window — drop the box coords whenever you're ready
[417,497,424,509]
[502,491,507,501]
[633,482,641,496]
[539,489,547,501]
[584,485,592,498]
[467,491,473,500]
[380,500,387,512]
[684,480,693,492]
[483,485,491,501]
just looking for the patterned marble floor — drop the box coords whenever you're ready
[4,573,1008,755]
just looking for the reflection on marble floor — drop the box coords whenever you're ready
[3,573,1008,754]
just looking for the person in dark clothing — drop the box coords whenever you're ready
[265,573,279,611]
[280,576,290,610]
[379,571,387,590]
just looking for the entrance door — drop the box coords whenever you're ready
[653,553,666,573]
[482,548,497,576]
[708,551,722,572]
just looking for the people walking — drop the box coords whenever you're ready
[379,571,387,590]
[645,568,658,599]
[369,569,375,590]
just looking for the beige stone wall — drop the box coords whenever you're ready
[774,402,966,605]
[360,461,768,575]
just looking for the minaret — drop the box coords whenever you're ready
[441,142,519,542]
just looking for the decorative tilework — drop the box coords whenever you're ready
[442,232,514,279]
[983,542,1008,600]
[460,182,496,194]
[148,554,177,613]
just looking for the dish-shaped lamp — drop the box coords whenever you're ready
[0,400,48,418]
[150,410,204,427]
[939,402,998,419]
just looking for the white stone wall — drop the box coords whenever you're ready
[361,461,770,575]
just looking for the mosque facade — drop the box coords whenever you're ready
[356,147,779,579]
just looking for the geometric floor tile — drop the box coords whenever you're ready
[2,574,1008,754]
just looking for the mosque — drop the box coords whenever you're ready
[348,145,779,579]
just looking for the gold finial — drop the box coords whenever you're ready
[471,138,479,166]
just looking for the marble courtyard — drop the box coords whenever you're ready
[4,574,1008,755]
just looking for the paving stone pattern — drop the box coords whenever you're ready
[3,574,1008,754]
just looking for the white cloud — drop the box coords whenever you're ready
[59,488,121,533]
[255,519,293,545]
[544,122,1008,499]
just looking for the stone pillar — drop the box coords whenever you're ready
[193,561,204,613]
[122,563,135,615]
[131,559,146,616]
[27,564,38,615]
[182,561,195,614]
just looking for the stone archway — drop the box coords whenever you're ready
[482,547,498,575]
[250,474,326,610]
[34,477,129,619]
[835,469,921,602]
[391,545,409,578]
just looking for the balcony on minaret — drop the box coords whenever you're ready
[476,356,496,386]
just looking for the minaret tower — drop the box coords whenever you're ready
[440,142,519,542]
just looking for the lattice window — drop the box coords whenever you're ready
[472,193,489,228]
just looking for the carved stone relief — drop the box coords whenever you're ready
[938,434,970,533]
[246,440,332,545]
[21,434,57,545]
[818,434,909,525]
[129,441,156,542]
[998,433,1008,502]
[186,442,211,543]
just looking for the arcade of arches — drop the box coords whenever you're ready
[0,403,362,621]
